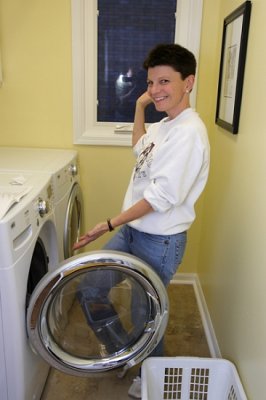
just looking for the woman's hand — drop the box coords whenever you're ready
[73,221,109,250]
[136,91,153,108]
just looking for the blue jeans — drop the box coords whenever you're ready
[104,225,187,286]
[77,225,187,356]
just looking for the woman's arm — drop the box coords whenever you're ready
[73,93,155,251]
[132,92,153,147]
[73,198,153,250]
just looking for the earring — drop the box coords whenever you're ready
[186,89,190,93]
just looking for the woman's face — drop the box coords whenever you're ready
[147,65,194,119]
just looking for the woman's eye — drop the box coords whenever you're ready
[160,79,169,85]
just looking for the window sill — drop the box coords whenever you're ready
[73,125,132,146]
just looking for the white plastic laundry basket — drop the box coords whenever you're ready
[141,357,247,400]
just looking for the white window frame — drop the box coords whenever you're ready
[71,0,203,146]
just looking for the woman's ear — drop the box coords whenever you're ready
[185,75,195,93]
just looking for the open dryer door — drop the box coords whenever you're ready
[27,250,168,377]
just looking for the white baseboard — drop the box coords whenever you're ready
[171,272,221,358]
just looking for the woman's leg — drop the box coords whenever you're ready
[129,228,187,356]
[77,226,132,353]
[129,229,187,285]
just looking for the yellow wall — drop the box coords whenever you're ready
[198,0,266,398]
[0,0,202,271]
[1,0,265,398]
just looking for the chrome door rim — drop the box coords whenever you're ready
[27,250,169,376]
[63,182,83,259]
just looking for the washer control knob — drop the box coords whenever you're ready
[38,198,49,217]
[69,164,78,176]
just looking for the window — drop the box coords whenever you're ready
[72,0,203,146]
[97,0,176,124]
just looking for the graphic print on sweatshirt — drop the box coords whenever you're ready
[133,142,155,180]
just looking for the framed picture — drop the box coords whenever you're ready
[215,1,252,134]
[0,50,2,87]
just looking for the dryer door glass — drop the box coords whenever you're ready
[26,238,48,309]
[27,251,168,377]
[64,182,83,259]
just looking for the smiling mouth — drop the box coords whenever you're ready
[154,96,167,103]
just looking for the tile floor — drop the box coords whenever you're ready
[41,283,210,400]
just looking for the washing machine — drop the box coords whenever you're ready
[0,148,170,399]
[0,147,83,261]
[0,171,59,400]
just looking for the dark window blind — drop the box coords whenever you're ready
[97,0,176,123]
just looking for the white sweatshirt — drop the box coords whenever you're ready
[122,108,210,235]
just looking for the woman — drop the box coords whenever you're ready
[74,43,210,398]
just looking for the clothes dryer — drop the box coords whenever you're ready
[0,147,83,261]
[0,149,170,396]
[0,171,59,400]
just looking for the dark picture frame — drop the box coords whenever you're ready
[215,1,252,134]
